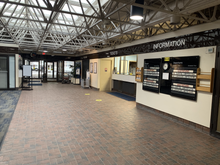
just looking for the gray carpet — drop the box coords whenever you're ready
[0,90,21,148]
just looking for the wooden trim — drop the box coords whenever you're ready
[196,68,215,93]
[135,67,143,82]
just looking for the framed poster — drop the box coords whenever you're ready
[90,63,93,73]
[76,68,80,75]
[143,58,161,93]
[94,62,97,74]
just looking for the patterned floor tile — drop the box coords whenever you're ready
[0,83,220,165]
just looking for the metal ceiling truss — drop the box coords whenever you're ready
[0,0,220,56]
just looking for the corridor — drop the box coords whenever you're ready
[0,83,220,165]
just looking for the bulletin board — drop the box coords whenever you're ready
[23,65,32,77]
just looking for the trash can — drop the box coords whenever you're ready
[43,73,47,83]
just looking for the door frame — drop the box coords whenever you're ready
[210,46,220,138]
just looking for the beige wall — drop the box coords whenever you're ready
[136,46,216,127]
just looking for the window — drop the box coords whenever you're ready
[114,55,137,75]
[114,57,120,74]
[64,61,74,77]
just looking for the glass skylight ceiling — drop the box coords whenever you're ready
[0,0,216,55]
[0,0,107,53]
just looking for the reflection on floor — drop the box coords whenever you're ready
[1,83,220,165]
[0,90,21,148]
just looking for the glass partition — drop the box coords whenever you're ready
[114,57,120,74]
[114,55,137,75]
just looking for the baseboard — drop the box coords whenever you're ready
[136,103,210,135]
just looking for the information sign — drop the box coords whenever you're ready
[143,59,161,93]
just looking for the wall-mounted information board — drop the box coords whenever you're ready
[143,59,161,93]
[160,57,173,95]
[170,56,200,100]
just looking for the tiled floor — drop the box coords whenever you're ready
[0,90,21,146]
[1,83,220,165]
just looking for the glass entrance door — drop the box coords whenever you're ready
[39,60,44,79]
[30,61,39,78]
[46,62,57,81]
[0,57,8,89]
[47,62,53,78]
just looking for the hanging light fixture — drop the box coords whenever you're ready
[130,0,144,20]
[170,15,181,25]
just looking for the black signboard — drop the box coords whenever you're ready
[170,56,200,101]
[143,59,161,93]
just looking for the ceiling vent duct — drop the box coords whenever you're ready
[130,0,144,20]
[170,15,181,25]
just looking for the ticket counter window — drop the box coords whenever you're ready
[114,55,137,75]
[114,57,120,74]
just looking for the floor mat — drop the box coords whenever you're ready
[0,90,21,148]
[107,92,135,101]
